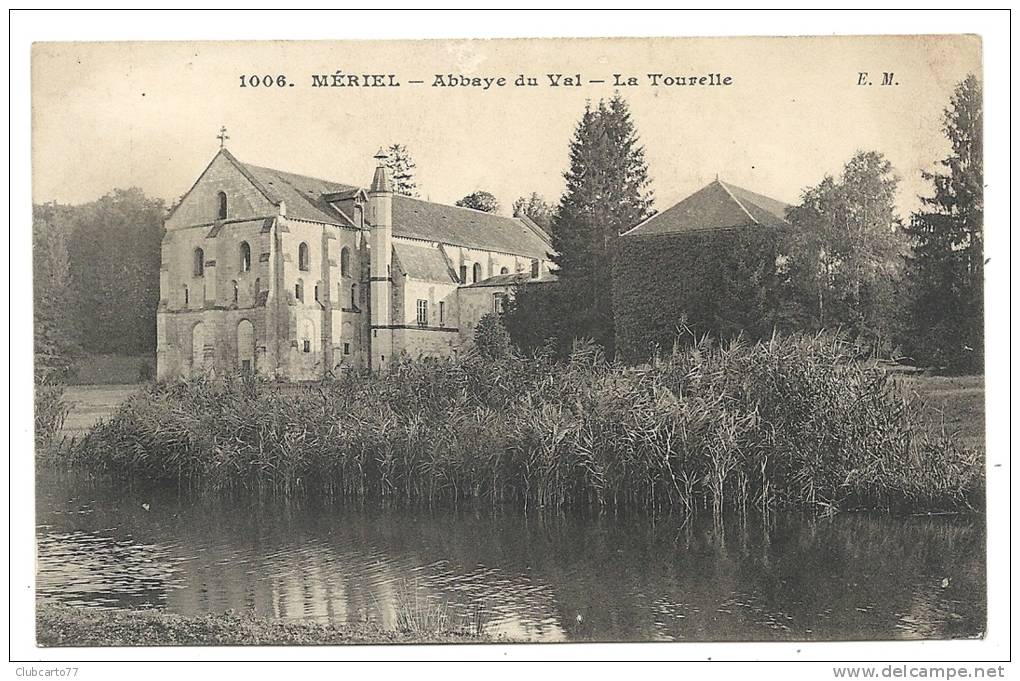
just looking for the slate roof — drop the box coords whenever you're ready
[241,162,359,225]
[222,151,551,259]
[392,241,458,283]
[623,179,789,237]
[392,196,550,259]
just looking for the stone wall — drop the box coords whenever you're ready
[456,285,513,347]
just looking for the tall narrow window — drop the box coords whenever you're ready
[240,242,251,272]
[183,285,189,306]
[530,259,540,278]
[439,301,445,327]
[254,277,261,296]
[237,320,254,372]
[217,191,227,220]
[340,247,351,278]
[472,263,482,283]
[194,248,205,277]
[350,284,357,309]
[416,299,428,327]
[232,280,239,305]
[298,242,310,271]
[295,279,304,302]
[314,284,320,302]
[493,293,507,314]
[300,320,314,354]
[459,264,468,284]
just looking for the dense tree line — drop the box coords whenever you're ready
[505,79,983,373]
[33,188,166,379]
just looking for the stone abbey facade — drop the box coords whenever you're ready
[156,148,554,380]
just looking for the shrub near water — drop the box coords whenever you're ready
[63,334,981,514]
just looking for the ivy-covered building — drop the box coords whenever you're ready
[613,178,792,362]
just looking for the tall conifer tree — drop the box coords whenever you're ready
[549,94,653,353]
[903,75,983,371]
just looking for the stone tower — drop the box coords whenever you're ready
[367,149,394,371]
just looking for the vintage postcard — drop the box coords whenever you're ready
[16,15,1006,670]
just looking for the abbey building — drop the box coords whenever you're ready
[156,147,554,380]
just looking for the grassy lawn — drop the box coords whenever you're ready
[37,603,489,647]
[74,353,155,385]
[57,384,144,442]
[898,374,985,452]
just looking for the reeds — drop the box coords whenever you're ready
[35,382,70,451]
[60,333,982,515]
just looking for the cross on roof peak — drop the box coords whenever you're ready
[217,126,230,149]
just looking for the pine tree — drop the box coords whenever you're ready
[384,143,418,197]
[902,76,983,371]
[548,94,654,353]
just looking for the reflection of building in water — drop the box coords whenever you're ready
[36,473,986,643]
[156,523,567,640]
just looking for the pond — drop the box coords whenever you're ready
[35,470,985,642]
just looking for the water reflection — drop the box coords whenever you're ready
[36,471,984,642]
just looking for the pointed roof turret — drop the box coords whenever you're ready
[370,148,392,194]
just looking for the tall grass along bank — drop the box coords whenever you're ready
[60,334,982,514]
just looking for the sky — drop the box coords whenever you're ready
[31,35,981,219]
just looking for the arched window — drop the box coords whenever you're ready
[314,283,320,302]
[239,242,251,272]
[340,247,351,278]
[500,266,509,275]
[298,242,310,271]
[459,265,468,284]
[350,283,357,309]
[472,262,482,283]
[194,248,205,277]
[254,277,261,298]
[217,192,227,220]
[232,280,239,305]
[295,279,304,302]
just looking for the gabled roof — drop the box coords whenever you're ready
[392,196,550,259]
[392,241,458,283]
[241,162,359,225]
[220,150,551,259]
[623,179,789,237]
